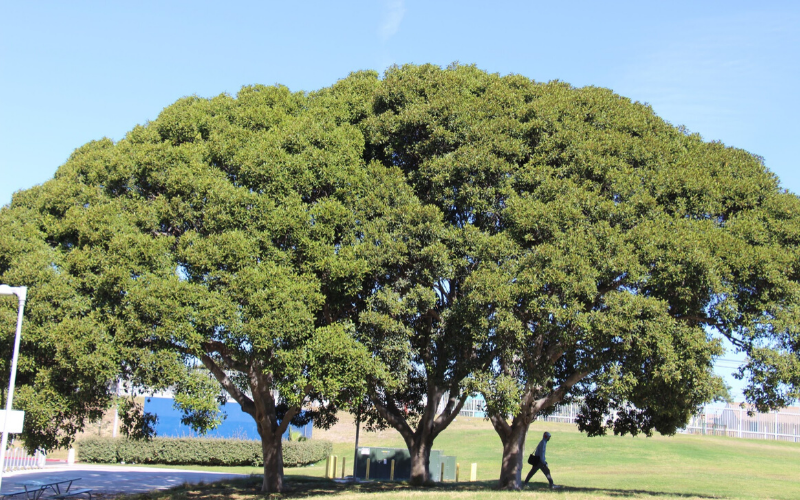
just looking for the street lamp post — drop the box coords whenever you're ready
[0,285,27,491]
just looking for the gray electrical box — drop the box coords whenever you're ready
[354,447,454,482]
[441,455,457,481]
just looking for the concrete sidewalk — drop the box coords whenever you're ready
[1,465,249,497]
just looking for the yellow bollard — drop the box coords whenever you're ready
[456,463,460,482]
[365,458,371,480]
[470,462,477,481]
[325,455,332,478]
[342,457,346,478]
[441,462,445,482]
[390,459,395,481]
[332,455,338,479]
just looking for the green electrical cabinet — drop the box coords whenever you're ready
[354,447,455,482]
[428,449,442,482]
[441,455,457,481]
[355,447,410,480]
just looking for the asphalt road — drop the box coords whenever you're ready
[0,465,248,497]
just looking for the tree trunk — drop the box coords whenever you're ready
[370,387,466,486]
[259,422,284,493]
[497,419,528,490]
[408,436,434,485]
[492,371,586,489]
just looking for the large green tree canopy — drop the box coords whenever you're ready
[1,64,798,492]
[0,78,405,492]
[355,64,800,488]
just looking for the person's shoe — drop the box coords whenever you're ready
[550,484,562,489]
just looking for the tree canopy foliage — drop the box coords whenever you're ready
[0,80,402,492]
[355,65,800,487]
[1,64,798,491]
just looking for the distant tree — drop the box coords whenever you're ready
[358,64,800,489]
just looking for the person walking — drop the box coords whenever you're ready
[524,431,560,489]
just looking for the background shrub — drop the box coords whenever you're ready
[75,437,117,464]
[282,439,333,467]
[77,437,331,467]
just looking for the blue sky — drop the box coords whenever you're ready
[2,1,798,401]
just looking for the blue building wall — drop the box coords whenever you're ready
[143,396,312,441]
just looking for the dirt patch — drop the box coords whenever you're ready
[312,414,403,444]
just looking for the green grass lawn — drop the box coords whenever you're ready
[102,418,800,499]
[286,419,800,499]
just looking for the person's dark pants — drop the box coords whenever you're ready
[524,460,553,486]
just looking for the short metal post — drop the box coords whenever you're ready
[341,457,346,478]
[456,463,460,482]
[440,462,445,482]
[470,463,477,481]
[390,459,395,481]
[365,458,370,480]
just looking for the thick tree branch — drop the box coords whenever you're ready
[546,341,564,364]
[200,354,255,416]
[433,390,468,433]
[533,370,590,414]
[201,340,251,373]
[276,383,313,436]
[489,413,512,443]
[369,390,415,445]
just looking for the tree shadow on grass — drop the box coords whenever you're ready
[289,476,722,498]
[130,475,723,499]
[523,482,722,499]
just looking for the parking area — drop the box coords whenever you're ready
[1,465,248,497]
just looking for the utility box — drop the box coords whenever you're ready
[440,455,457,481]
[354,447,454,482]
[428,449,442,482]
[355,447,410,480]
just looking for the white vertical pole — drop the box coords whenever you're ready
[739,407,742,438]
[0,286,26,490]
[775,412,778,441]
[112,380,120,438]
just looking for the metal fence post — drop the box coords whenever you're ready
[775,412,778,441]
[739,407,742,438]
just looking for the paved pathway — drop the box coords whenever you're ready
[1,465,248,497]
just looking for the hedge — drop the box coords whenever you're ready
[77,437,332,467]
